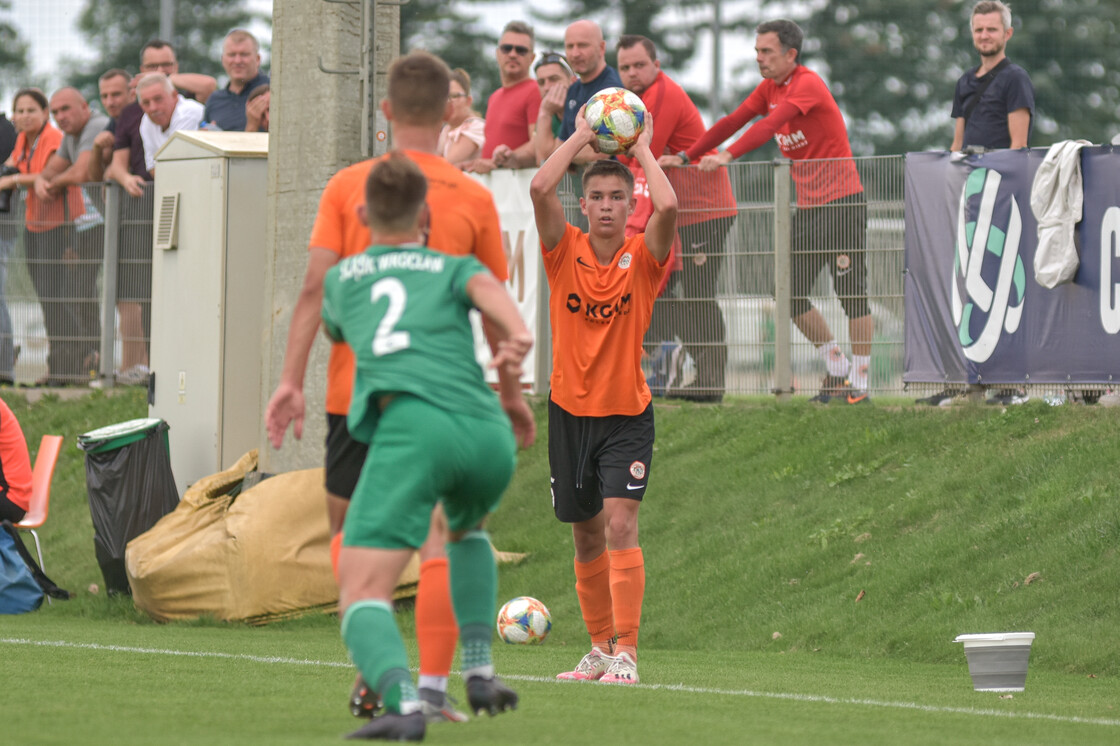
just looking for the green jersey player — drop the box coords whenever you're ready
[322,152,531,741]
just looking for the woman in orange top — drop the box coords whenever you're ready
[2,88,85,386]
[0,89,63,385]
[0,397,33,523]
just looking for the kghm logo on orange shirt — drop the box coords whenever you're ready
[565,292,633,322]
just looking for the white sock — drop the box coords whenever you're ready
[461,664,495,681]
[850,355,871,390]
[417,675,447,694]
[819,342,850,378]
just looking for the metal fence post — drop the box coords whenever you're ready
[772,159,793,401]
[98,182,120,388]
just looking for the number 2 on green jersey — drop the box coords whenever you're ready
[371,277,410,356]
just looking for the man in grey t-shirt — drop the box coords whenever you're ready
[30,87,108,384]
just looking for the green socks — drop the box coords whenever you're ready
[448,530,497,673]
[341,600,418,714]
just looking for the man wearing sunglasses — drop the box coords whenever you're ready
[464,21,541,174]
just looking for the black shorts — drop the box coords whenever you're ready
[325,413,368,499]
[547,397,655,524]
[790,192,869,319]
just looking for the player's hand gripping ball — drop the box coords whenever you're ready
[583,87,646,155]
[496,596,552,644]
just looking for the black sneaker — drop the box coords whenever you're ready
[349,676,382,719]
[345,710,425,741]
[465,675,519,717]
[809,374,849,404]
[915,387,965,406]
[843,383,871,405]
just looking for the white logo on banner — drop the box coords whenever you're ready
[1101,206,1120,334]
[951,168,1027,363]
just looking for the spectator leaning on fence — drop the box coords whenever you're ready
[616,34,739,404]
[531,51,574,165]
[31,87,108,385]
[464,21,541,174]
[136,39,218,105]
[137,73,205,175]
[202,29,269,132]
[89,69,135,182]
[0,89,65,383]
[950,0,1034,152]
[664,19,873,405]
[437,68,485,166]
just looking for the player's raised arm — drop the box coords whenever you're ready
[628,112,677,263]
[530,105,597,250]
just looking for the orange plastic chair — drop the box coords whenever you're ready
[16,434,64,578]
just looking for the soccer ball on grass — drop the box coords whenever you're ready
[496,596,552,644]
[583,87,646,155]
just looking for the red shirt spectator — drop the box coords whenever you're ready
[481,78,540,158]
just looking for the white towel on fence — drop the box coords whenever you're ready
[1030,139,1092,288]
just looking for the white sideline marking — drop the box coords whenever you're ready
[0,637,351,669]
[4,637,1118,728]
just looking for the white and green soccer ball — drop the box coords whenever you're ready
[496,596,552,644]
[583,87,646,155]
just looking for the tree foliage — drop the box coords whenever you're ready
[400,0,506,112]
[805,0,1120,155]
[67,0,257,101]
[0,0,29,92]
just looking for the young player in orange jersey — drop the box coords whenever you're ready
[265,50,535,723]
[529,107,677,685]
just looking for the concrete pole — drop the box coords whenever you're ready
[710,0,723,122]
[364,1,399,157]
[159,0,175,42]
[772,159,793,402]
[259,0,370,473]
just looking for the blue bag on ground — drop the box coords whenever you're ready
[0,520,70,613]
[0,525,43,613]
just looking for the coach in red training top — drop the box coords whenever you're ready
[663,19,873,406]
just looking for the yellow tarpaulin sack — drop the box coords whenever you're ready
[126,451,341,624]
[125,450,525,624]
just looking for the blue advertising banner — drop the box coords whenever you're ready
[904,147,1120,385]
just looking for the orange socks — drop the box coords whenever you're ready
[574,551,616,653]
[416,557,459,677]
[329,532,343,582]
[609,547,645,660]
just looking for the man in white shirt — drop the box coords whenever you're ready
[137,73,204,174]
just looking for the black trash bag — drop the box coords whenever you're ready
[78,419,180,596]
